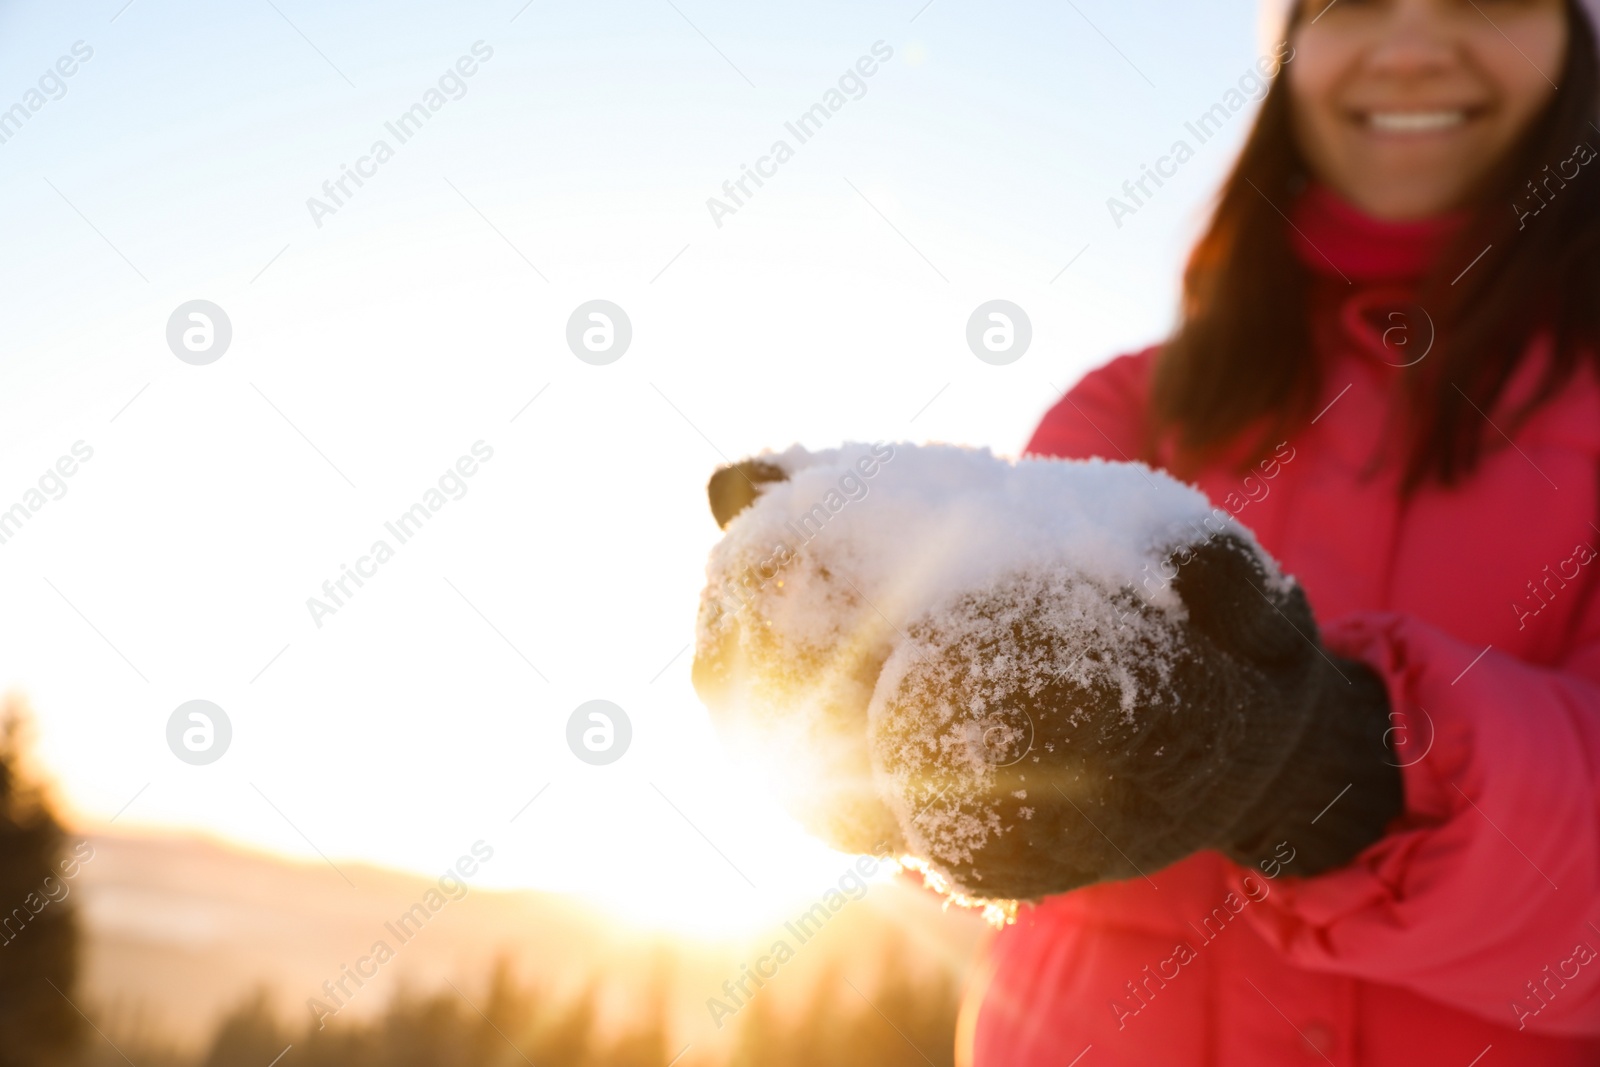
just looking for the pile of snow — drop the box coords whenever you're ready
[692,442,1277,901]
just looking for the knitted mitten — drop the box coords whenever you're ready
[869,533,1401,900]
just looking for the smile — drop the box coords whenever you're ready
[1362,109,1471,133]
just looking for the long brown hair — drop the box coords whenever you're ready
[1151,0,1600,491]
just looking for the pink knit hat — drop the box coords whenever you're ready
[1259,0,1600,54]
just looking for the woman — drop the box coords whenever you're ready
[963,0,1600,1063]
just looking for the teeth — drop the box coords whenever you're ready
[1368,110,1466,132]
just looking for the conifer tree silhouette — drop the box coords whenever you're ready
[0,696,83,1067]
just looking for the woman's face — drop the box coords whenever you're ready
[1289,0,1570,219]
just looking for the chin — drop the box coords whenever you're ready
[1337,175,1474,221]
[1305,129,1493,220]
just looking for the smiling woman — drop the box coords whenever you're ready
[957,0,1600,1062]
[1284,0,1571,219]
[1155,0,1600,491]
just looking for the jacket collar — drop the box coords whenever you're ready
[1288,182,1469,286]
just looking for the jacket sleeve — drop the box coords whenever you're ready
[1238,607,1600,1036]
[1023,349,1155,463]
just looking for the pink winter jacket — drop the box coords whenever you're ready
[962,185,1600,1065]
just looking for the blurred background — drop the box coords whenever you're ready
[0,0,1262,1062]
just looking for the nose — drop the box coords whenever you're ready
[1359,1,1462,80]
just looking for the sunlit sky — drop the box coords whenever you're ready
[0,0,1262,935]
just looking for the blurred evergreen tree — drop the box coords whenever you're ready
[527,980,597,1066]
[109,907,963,1067]
[199,990,286,1067]
[0,696,84,1067]
[605,950,671,1067]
